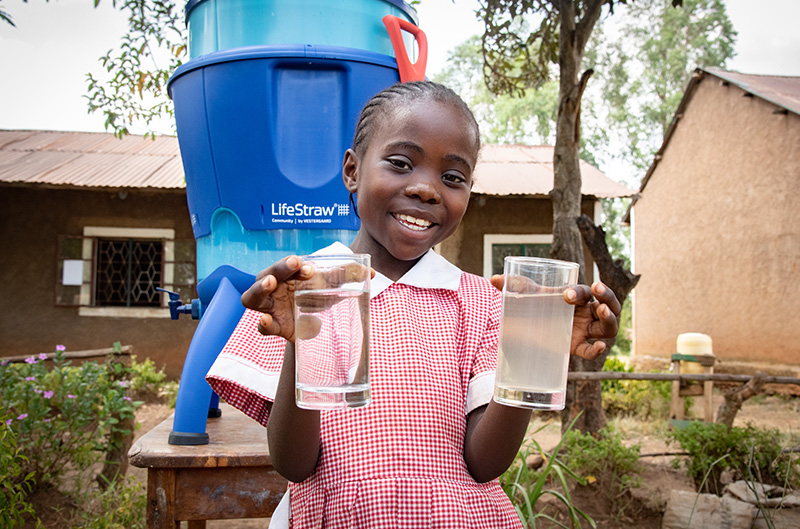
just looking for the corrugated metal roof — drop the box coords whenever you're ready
[0,130,633,199]
[706,67,800,116]
[0,130,184,189]
[473,144,635,199]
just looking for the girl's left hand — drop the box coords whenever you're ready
[563,282,621,360]
[490,277,621,360]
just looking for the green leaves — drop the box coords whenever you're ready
[85,0,186,138]
[589,0,737,171]
[433,35,558,145]
[500,417,597,528]
[668,421,799,495]
[478,0,560,97]
[0,346,143,494]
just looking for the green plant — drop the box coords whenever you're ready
[601,357,676,422]
[79,474,147,529]
[128,356,167,397]
[0,346,142,493]
[500,418,596,528]
[0,416,38,528]
[668,421,800,495]
[561,427,642,517]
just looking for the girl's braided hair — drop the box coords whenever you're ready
[351,81,480,158]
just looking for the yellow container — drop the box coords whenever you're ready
[676,333,714,374]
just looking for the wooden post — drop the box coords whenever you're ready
[703,363,714,423]
[671,357,683,421]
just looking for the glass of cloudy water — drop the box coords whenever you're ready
[293,254,370,410]
[494,256,579,410]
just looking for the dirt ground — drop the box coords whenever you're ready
[125,390,800,528]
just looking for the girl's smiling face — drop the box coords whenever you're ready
[343,97,479,280]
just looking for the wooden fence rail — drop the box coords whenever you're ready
[3,345,133,364]
[568,371,800,386]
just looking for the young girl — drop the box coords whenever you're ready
[206,81,620,528]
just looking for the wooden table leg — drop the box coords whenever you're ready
[187,522,207,529]
[147,468,179,529]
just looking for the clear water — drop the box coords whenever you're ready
[494,292,574,410]
[294,289,370,409]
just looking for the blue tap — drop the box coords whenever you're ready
[157,288,202,320]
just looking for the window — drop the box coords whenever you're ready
[483,234,553,278]
[56,227,196,318]
[95,238,163,307]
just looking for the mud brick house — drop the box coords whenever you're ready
[629,68,800,366]
[0,130,197,377]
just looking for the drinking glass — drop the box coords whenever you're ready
[293,254,370,409]
[494,256,579,410]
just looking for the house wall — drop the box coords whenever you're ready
[0,186,199,378]
[442,195,596,282]
[632,76,800,364]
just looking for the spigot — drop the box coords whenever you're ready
[156,288,202,320]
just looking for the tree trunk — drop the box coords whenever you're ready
[567,215,641,434]
[551,0,607,435]
[716,373,766,429]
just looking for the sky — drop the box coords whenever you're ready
[1,0,799,136]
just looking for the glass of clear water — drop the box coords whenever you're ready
[494,256,579,410]
[293,253,370,409]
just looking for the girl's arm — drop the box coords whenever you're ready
[463,401,531,483]
[266,341,321,483]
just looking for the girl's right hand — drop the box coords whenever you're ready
[240,255,313,343]
[241,256,373,342]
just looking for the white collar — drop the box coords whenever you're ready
[312,243,462,298]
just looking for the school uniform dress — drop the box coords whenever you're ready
[206,243,523,529]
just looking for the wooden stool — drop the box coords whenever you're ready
[129,404,288,529]
[671,352,716,425]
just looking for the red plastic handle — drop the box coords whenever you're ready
[382,15,428,83]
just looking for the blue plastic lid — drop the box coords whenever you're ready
[183,0,419,26]
[167,44,399,93]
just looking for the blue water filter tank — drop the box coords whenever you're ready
[184,0,418,58]
[168,45,403,279]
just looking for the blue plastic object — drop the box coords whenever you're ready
[168,45,401,239]
[168,265,256,445]
[168,44,402,280]
[156,287,202,320]
[195,208,358,280]
[184,0,418,58]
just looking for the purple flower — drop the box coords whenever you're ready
[43,418,51,423]
[67,394,76,399]
[5,419,12,426]
[25,377,35,381]
[44,391,54,399]
[25,357,38,364]
[118,380,130,388]
[33,388,43,394]
[39,353,48,361]
[56,345,66,352]
[123,396,132,402]
[1,360,8,367]
[17,414,27,420]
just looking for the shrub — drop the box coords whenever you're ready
[0,346,142,493]
[128,356,167,399]
[501,419,596,528]
[0,417,37,528]
[601,356,675,421]
[561,427,642,516]
[79,474,147,529]
[668,421,800,495]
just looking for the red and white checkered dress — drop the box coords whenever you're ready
[206,249,523,529]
